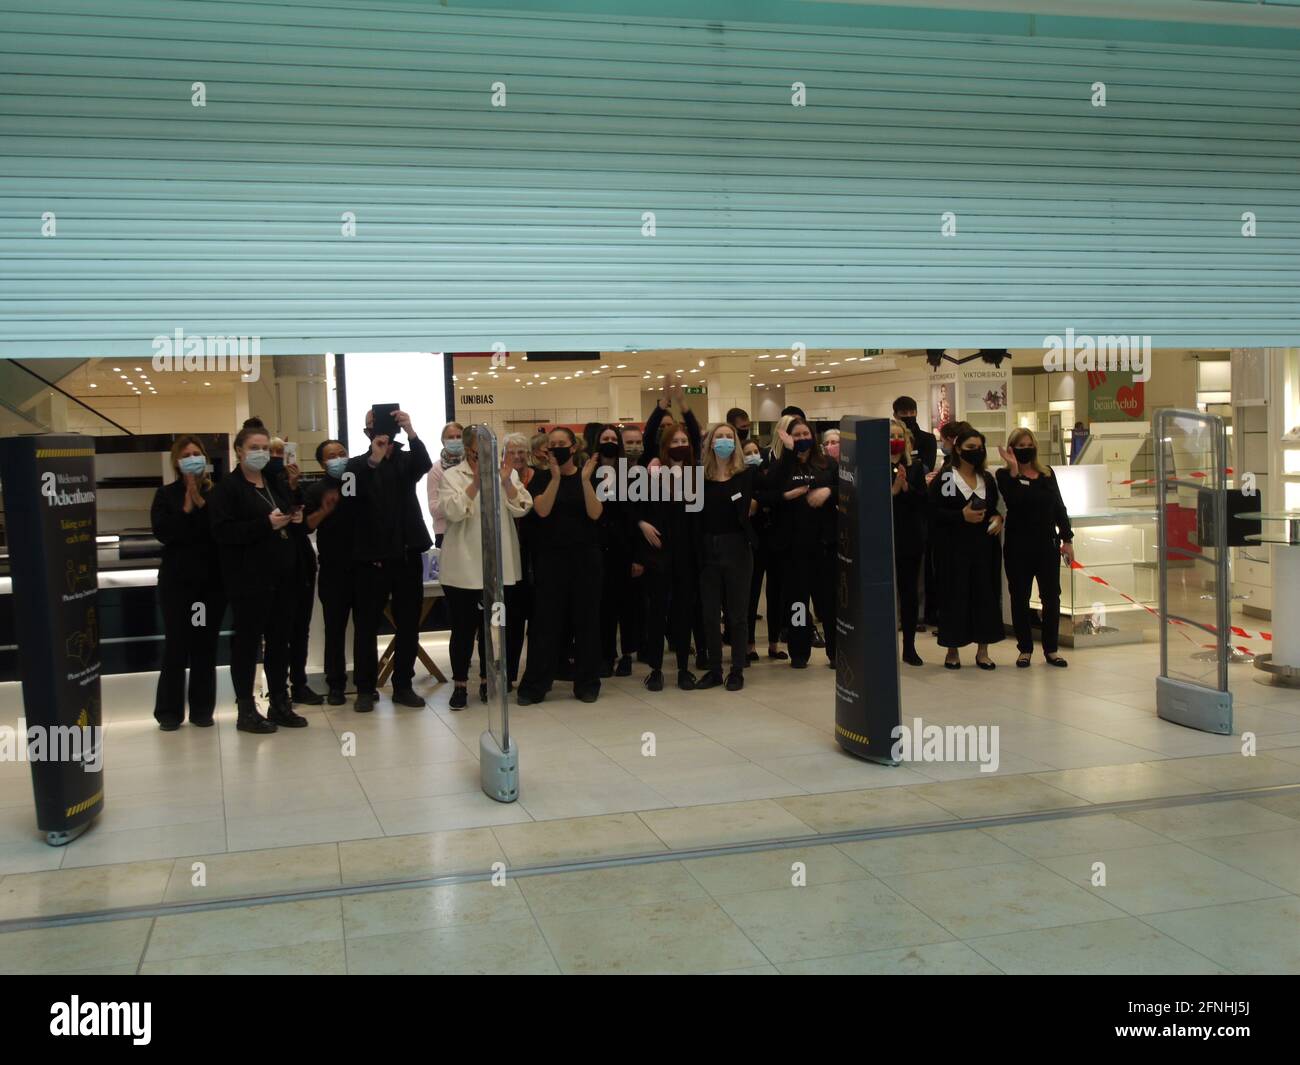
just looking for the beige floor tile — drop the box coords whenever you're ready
[1144,896,1300,974]
[346,917,558,974]
[838,828,1024,876]
[537,897,767,974]
[1185,828,1300,894]
[164,843,341,902]
[354,760,482,803]
[0,838,68,876]
[711,963,782,974]
[1122,798,1300,842]
[341,879,531,938]
[147,898,343,961]
[493,812,668,866]
[338,828,505,884]
[0,860,173,919]
[1037,842,1286,916]
[224,804,384,852]
[222,771,369,820]
[517,861,708,917]
[1247,791,1300,820]
[59,820,229,870]
[140,939,347,975]
[1155,753,1300,790]
[905,751,1057,782]
[683,843,870,897]
[774,788,957,834]
[908,775,1091,820]
[715,879,952,963]
[880,860,1126,937]
[1029,762,1209,804]
[985,812,1168,858]
[638,800,817,851]
[631,763,806,806]
[369,791,535,836]
[0,918,151,974]
[602,735,750,775]
[967,916,1227,975]
[519,770,672,821]
[712,725,839,762]
[760,752,934,793]
[779,940,1002,975]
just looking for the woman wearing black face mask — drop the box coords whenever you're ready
[517,428,604,704]
[927,428,1004,669]
[771,417,838,669]
[592,425,642,676]
[997,429,1074,668]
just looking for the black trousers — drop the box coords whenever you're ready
[895,551,923,655]
[643,549,697,672]
[1006,542,1063,654]
[154,576,224,725]
[747,541,785,648]
[520,548,603,697]
[700,534,753,673]
[784,544,837,665]
[229,574,294,702]
[318,562,354,692]
[599,550,641,664]
[288,551,317,688]
[444,582,527,684]
[353,550,424,694]
[921,535,940,625]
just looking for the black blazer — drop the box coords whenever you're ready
[344,437,434,561]
[910,426,938,472]
[209,466,299,596]
[150,479,222,589]
[891,459,928,552]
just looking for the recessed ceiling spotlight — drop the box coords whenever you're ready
[88,383,97,388]
[203,382,211,387]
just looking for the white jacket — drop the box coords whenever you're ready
[437,463,532,589]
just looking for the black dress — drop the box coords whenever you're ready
[996,467,1073,655]
[927,468,1004,649]
[769,450,839,665]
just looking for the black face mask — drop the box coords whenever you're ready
[900,416,919,430]
[793,438,814,454]
[550,446,572,466]
[736,427,750,441]
[668,445,692,463]
[265,457,284,476]
[598,441,620,458]
[1013,446,1037,465]
[960,446,986,468]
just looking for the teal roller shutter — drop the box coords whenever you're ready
[2,0,1298,356]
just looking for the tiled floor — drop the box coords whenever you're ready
[3,799,1298,974]
[1,624,1298,921]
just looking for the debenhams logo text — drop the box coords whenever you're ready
[50,997,151,1045]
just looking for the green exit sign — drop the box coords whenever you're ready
[864,348,883,357]
[814,384,836,393]
[684,386,707,395]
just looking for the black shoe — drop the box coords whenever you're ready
[790,659,808,670]
[811,627,826,649]
[976,657,996,671]
[479,682,488,703]
[903,649,924,667]
[915,624,927,633]
[449,686,468,711]
[157,719,181,732]
[391,688,426,708]
[575,685,600,704]
[944,654,961,670]
[189,717,214,728]
[615,655,633,677]
[327,688,347,706]
[644,669,664,692]
[695,670,723,690]
[515,687,542,706]
[235,698,277,734]
[1045,654,1069,668]
[767,649,789,661]
[268,696,309,729]
[746,651,759,664]
[291,684,325,706]
[725,669,744,692]
[1017,653,1032,668]
[354,692,375,713]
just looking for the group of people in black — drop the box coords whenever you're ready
[149,385,1075,732]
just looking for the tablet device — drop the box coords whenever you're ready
[371,403,400,439]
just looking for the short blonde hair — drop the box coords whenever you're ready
[769,414,796,460]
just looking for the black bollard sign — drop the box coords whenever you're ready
[0,435,104,844]
[834,416,902,764]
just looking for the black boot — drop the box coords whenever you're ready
[291,683,325,706]
[677,669,697,691]
[643,669,664,692]
[236,698,277,734]
[694,670,723,690]
[267,694,308,728]
[615,655,632,676]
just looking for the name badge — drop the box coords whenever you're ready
[1019,478,1030,485]
[731,492,742,501]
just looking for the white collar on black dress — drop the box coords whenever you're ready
[952,471,986,501]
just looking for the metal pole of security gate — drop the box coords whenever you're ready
[1154,409,1233,734]
[474,425,519,801]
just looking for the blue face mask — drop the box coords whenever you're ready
[178,455,206,476]
[743,453,763,468]
[325,457,348,479]
[445,439,464,456]
[243,449,270,471]
[713,438,736,459]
